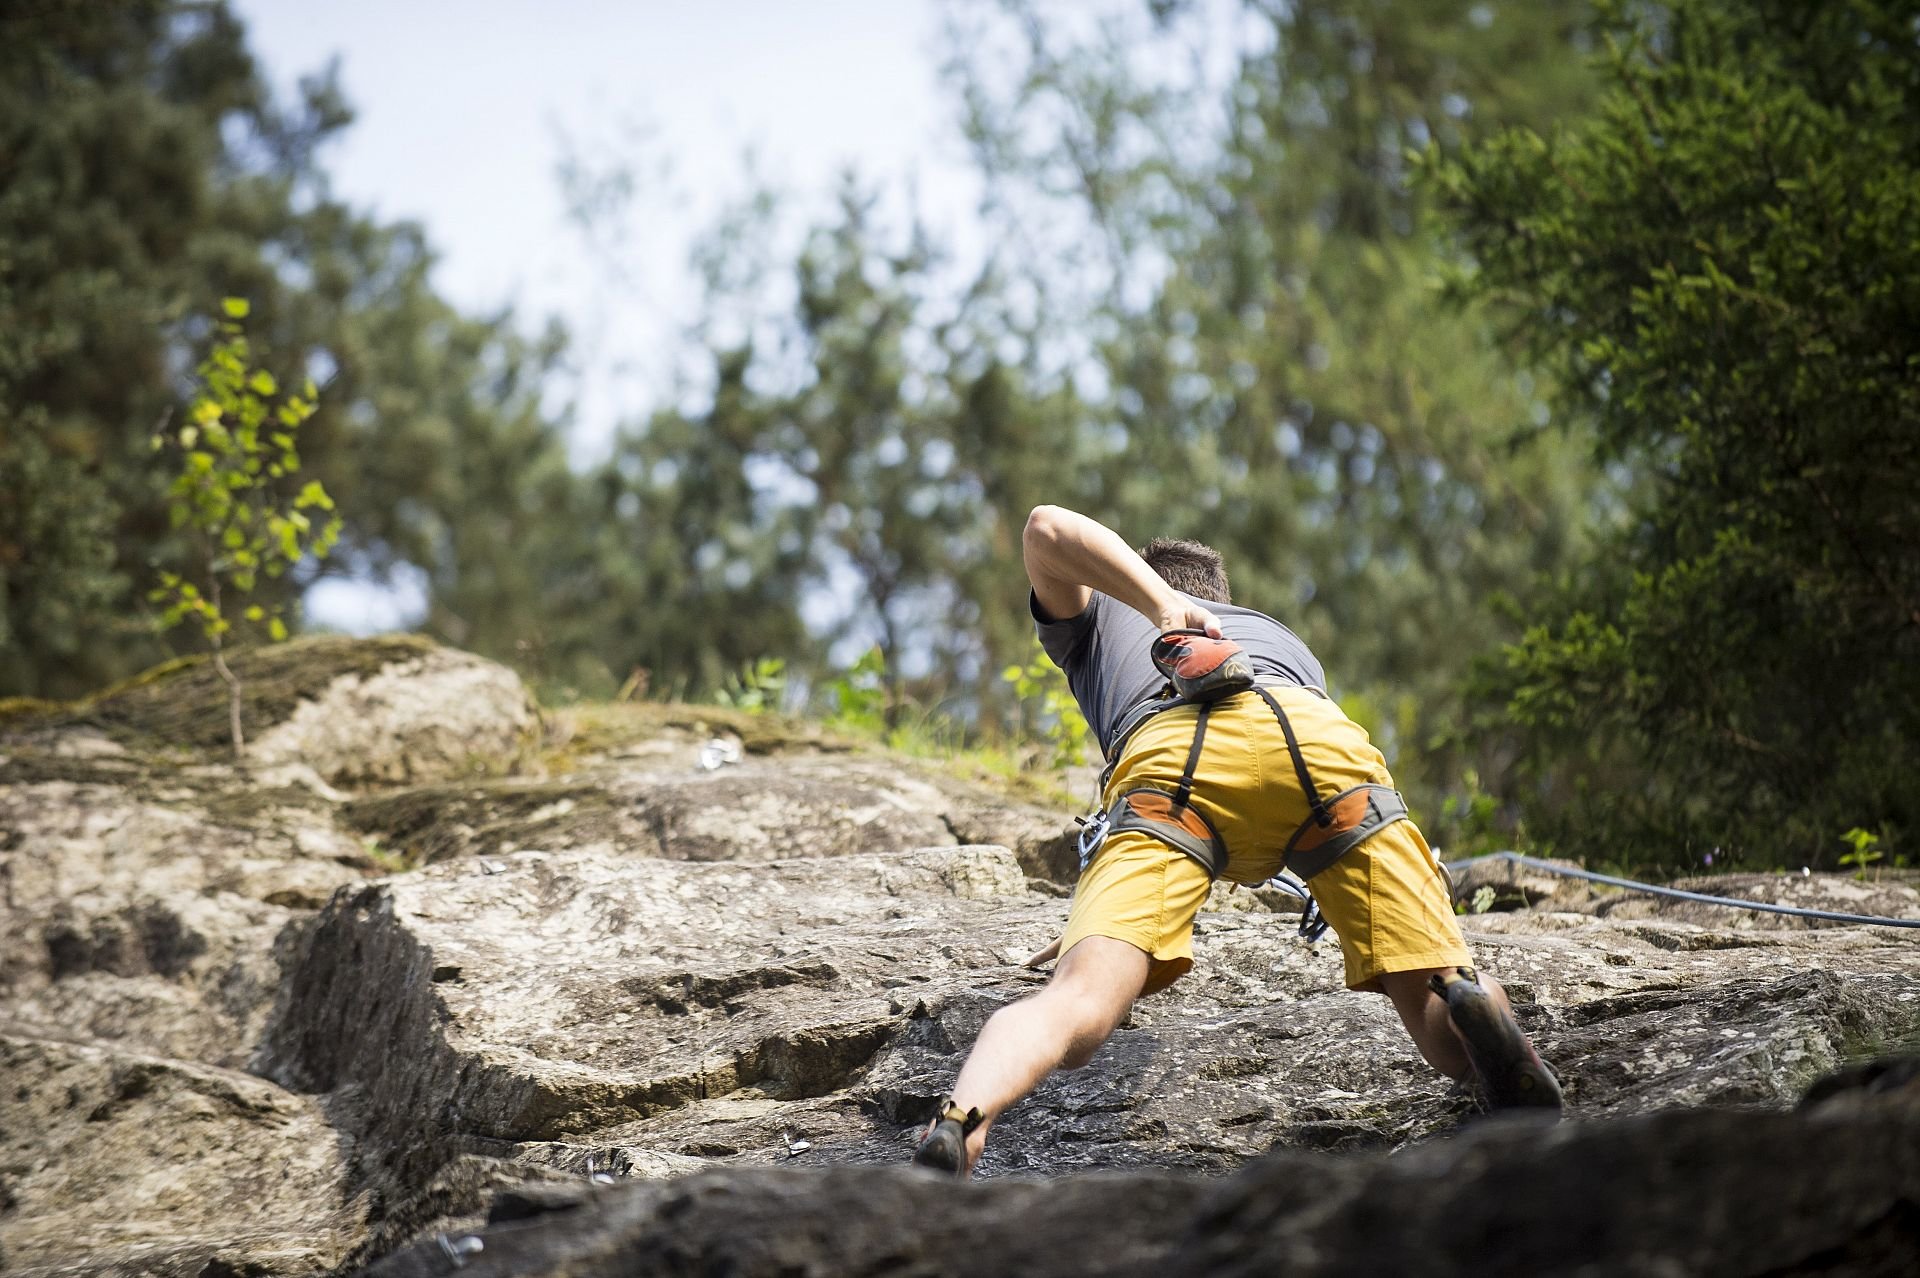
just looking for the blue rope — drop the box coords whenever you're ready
[1445,851,1920,931]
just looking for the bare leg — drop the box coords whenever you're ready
[1377,965,1523,1081]
[938,935,1149,1174]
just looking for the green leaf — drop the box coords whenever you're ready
[244,604,264,622]
[222,297,250,319]
[248,369,277,396]
[268,617,288,642]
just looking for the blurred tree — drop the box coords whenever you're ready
[542,0,1610,772]
[0,0,581,698]
[574,342,820,701]
[1433,0,1920,868]
[780,189,962,714]
[942,0,1607,823]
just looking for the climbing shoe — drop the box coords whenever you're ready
[1430,967,1563,1114]
[911,1097,984,1178]
[1150,629,1255,703]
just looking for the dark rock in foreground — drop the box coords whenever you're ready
[365,1068,1920,1278]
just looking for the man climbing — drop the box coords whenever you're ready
[912,504,1560,1177]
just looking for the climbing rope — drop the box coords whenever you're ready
[1443,850,1920,931]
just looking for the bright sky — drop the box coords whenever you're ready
[233,0,989,630]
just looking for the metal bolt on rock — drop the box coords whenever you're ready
[436,1233,484,1268]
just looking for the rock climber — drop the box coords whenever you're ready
[913,504,1560,1176]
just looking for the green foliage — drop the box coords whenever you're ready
[360,836,418,876]
[150,300,341,749]
[0,428,122,677]
[822,646,889,735]
[1001,639,1089,771]
[712,657,788,714]
[1838,828,1884,881]
[1433,768,1511,862]
[152,300,341,643]
[1433,0,1920,870]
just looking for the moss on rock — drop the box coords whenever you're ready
[4,636,441,756]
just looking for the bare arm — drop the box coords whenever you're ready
[1022,505,1222,636]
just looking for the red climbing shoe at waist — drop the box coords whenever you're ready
[1150,629,1255,703]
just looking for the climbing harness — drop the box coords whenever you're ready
[1445,851,1920,930]
[1074,630,1411,944]
[911,1096,986,1178]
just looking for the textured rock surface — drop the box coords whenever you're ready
[359,1071,1920,1278]
[0,1031,361,1275]
[3,639,1918,1276]
[243,644,538,788]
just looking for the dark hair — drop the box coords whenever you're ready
[1140,537,1230,604]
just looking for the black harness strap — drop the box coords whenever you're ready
[1100,692,1179,794]
[1172,702,1211,815]
[1253,684,1330,828]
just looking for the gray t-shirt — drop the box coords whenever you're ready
[1033,589,1326,755]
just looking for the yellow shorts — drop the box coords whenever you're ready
[1060,686,1471,994]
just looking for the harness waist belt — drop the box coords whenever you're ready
[1082,660,1406,885]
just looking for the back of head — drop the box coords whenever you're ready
[1140,537,1230,604]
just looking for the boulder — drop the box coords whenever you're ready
[0,635,539,787]
[341,755,960,866]
[256,835,1920,1208]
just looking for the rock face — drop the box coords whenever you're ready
[3,639,1918,1277]
[360,1073,1920,1278]
[0,1033,362,1275]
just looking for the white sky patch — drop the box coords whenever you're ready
[304,561,430,635]
[236,0,986,458]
